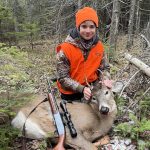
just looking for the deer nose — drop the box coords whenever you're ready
[100,106,109,115]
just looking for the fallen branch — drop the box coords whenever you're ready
[119,70,140,98]
[125,53,150,77]
[140,34,150,48]
[131,86,150,109]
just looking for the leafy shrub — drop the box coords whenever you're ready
[115,113,150,149]
[0,43,34,99]
[115,113,150,139]
[139,96,150,118]
[137,140,150,150]
[115,96,126,115]
[0,124,20,150]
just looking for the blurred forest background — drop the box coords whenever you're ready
[0,0,150,149]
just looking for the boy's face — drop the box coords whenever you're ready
[79,21,96,40]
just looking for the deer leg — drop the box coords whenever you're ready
[90,119,114,142]
[66,131,97,150]
[90,131,104,142]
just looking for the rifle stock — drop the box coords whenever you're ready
[47,79,65,150]
[53,135,65,150]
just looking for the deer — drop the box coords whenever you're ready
[11,80,123,150]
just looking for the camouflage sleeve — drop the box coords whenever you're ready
[98,53,111,80]
[99,53,110,71]
[56,50,84,93]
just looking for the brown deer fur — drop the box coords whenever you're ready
[12,83,121,150]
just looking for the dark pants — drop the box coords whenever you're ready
[61,92,84,102]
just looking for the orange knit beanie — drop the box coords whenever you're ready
[75,7,98,28]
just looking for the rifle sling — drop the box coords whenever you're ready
[22,97,48,150]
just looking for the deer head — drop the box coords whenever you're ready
[91,80,124,115]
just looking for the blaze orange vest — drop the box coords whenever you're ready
[56,41,104,94]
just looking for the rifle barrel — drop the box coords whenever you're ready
[47,78,65,149]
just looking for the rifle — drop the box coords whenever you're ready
[47,79,65,150]
[60,101,77,138]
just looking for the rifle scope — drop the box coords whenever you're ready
[60,101,77,138]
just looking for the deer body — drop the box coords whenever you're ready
[12,84,119,150]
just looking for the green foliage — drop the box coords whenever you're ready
[0,93,35,114]
[0,5,16,44]
[22,22,40,42]
[137,140,150,150]
[22,22,40,49]
[139,96,150,118]
[13,0,26,24]
[110,65,119,76]
[103,43,110,57]
[0,43,34,98]
[0,2,40,45]
[103,43,117,63]
[115,122,132,137]
[23,23,40,35]
[115,113,150,149]
[0,108,16,118]
[0,124,20,149]
[115,96,126,115]
[0,5,12,20]
[38,140,47,150]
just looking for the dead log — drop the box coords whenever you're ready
[125,53,150,77]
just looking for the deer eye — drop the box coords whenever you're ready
[92,96,96,100]
[105,91,109,95]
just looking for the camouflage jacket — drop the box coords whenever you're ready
[56,30,110,93]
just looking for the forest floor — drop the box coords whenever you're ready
[0,36,150,149]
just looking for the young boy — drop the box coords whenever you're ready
[56,7,110,101]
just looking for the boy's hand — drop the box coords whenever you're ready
[83,87,92,100]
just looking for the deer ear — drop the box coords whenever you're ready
[112,81,124,94]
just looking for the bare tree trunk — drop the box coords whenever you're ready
[56,1,66,44]
[127,0,136,50]
[135,0,140,34]
[58,22,62,43]
[146,21,150,42]
[140,34,150,48]
[0,20,2,42]
[26,0,32,22]
[141,21,150,49]
[91,0,98,35]
[109,0,120,62]
[77,0,82,9]
[92,0,98,10]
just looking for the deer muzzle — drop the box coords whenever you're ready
[100,106,109,115]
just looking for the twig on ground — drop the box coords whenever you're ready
[119,70,140,98]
